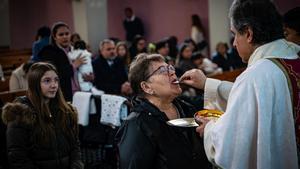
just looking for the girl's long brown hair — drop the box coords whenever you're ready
[27,62,77,144]
[116,41,131,66]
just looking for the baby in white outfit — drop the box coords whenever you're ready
[68,40,93,91]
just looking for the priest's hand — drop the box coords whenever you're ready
[195,116,210,137]
[179,69,207,90]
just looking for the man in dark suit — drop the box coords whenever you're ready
[123,7,144,43]
[93,39,131,95]
[212,42,237,71]
[92,39,132,169]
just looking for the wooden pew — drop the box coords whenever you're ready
[0,48,31,56]
[208,68,246,82]
[0,55,31,75]
[0,90,27,104]
[0,76,10,92]
[0,49,32,92]
[0,49,32,76]
[0,46,9,53]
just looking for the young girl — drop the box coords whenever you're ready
[116,41,131,72]
[176,43,196,73]
[2,62,83,169]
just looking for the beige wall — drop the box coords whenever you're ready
[72,0,107,53]
[72,0,89,44]
[208,0,231,57]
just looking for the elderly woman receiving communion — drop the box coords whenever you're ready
[116,53,211,169]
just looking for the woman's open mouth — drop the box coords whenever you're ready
[171,79,180,84]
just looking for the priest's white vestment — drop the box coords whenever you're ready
[203,39,300,169]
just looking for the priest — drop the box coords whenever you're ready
[180,0,300,168]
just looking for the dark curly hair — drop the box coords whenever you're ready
[283,7,300,34]
[229,0,284,45]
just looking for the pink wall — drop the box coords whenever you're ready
[274,0,300,14]
[8,0,299,49]
[107,0,209,44]
[9,0,74,49]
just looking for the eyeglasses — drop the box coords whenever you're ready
[41,77,59,85]
[145,65,175,80]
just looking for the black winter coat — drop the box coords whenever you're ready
[38,45,74,101]
[2,97,83,169]
[212,52,236,71]
[116,97,211,169]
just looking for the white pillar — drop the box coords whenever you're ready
[208,0,232,57]
[72,0,107,53]
[86,0,107,53]
[72,0,89,44]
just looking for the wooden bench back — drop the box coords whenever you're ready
[0,49,32,92]
[209,68,246,82]
[0,48,32,56]
[0,90,27,104]
[0,55,31,74]
[0,76,10,92]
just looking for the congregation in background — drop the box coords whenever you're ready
[0,1,300,169]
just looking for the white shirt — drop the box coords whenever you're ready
[203,39,300,169]
[199,58,222,75]
[126,15,136,22]
[9,64,28,91]
[191,26,204,44]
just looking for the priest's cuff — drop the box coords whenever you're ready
[204,120,217,163]
[204,78,222,109]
